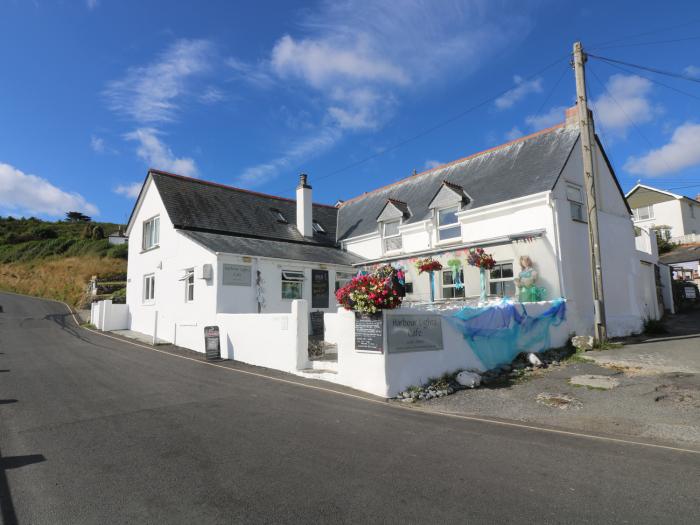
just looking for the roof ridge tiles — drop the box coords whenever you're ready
[339,122,567,207]
[149,168,337,209]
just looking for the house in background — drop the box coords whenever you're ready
[626,184,700,244]
[108,227,128,245]
[124,170,359,352]
[338,107,662,334]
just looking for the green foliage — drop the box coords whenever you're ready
[643,317,668,335]
[107,242,129,259]
[0,216,126,263]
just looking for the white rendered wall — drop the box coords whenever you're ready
[633,199,689,238]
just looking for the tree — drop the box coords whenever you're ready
[91,225,105,240]
[65,211,91,222]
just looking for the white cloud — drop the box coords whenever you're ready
[624,122,700,176]
[226,57,275,88]
[504,126,524,140]
[104,39,213,123]
[124,128,197,177]
[238,0,534,185]
[591,74,656,135]
[114,182,142,199]
[236,128,341,187]
[684,65,700,78]
[424,159,443,170]
[199,86,225,104]
[0,162,99,217]
[494,75,542,110]
[525,105,567,130]
[90,135,105,153]
[86,0,99,10]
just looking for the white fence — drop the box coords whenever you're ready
[90,299,129,331]
[671,233,699,245]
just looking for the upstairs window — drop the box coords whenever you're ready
[437,206,461,241]
[632,205,654,221]
[567,184,585,222]
[489,262,515,297]
[281,270,304,299]
[143,274,155,303]
[383,220,402,252]
[271,209,288,223]
[142,216,160,250]
[312,221,326,233]
[690,203,696,219]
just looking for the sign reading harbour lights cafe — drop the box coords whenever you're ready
[387,315,443,353]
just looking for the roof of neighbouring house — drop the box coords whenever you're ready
[180,230,363,266]
[659,244,700,265]
[626,184,700,208]
[336,125,580,241]
[148,170,339,247]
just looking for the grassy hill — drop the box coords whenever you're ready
[0,216,128,307]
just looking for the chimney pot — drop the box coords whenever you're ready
[298,173,311,189]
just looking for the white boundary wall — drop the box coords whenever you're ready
[325,302,571,398]
[91,300,129,331]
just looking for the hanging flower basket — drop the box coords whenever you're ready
[335,265,404,314]
[466,247,496,270]
[415,257,443,274]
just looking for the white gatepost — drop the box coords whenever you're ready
[292,299,310,370]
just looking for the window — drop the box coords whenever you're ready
[180,269,194,302]
[489,262,515,297]
[441,268,465,299]
[566,184,585,222]
[690,203,696,219]
[142,216,160,250]
[312,221,326,233]
[335,271,355,291]
[632,205,654,221]
[437,206,461,241]
[143,274,155,303]
[271,209,288,223]
[383,220,402,252]
[281,270,304,299]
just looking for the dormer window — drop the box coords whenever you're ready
[437,206,460,241]
[383,219,402,252]
[312,221,326,233]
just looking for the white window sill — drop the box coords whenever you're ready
[140,245,160,254]
[142,301,155,306]
[436,237,461,246]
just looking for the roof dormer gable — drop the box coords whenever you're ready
[377,198,410,222]
[429,180,470,210]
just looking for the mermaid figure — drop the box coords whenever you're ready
[514,255,545,302]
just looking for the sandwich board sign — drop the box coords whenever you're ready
[204,326,221,360]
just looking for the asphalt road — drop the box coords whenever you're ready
[1,292,698,524]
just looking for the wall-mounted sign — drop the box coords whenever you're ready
[387,314,443,353]
[222,264,252,286]
[310,311,325,336]
[204,325,221,360]
[685,286,697,299]
[355,312,383,353]
[311,269,329,309]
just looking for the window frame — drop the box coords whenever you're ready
[436,205,461,242]
[632,205,654,222]
[690,203,696,219]
[335,271,355,291]
[142,215,160,251]
[488,262,515,298]
[382,219,402,253]
[181,268,195,302]
[566,184,586,222]
[312,221,326,234]
[143,273,156,304]
[281,270,304,300]
[441,267,465,299]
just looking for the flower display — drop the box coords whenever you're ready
[335,265,404,314]
[466,247,496,270]
[415,257,443,274]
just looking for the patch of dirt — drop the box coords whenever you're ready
[535,392,582,410]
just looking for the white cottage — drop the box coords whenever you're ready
[122,105,659,358]
[626,183,700,244]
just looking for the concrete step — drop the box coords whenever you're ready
[310,356,338,372]
[298,368,338,381]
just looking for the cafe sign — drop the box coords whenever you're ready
[387,314,443,353]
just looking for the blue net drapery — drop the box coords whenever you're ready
[447,299,567,370]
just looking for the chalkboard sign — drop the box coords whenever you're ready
[310,311,325,336]
[355,312,383,353]
[204,325,221,360]
[311,269,329,309]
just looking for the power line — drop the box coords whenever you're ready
[298,54,572,187]
[591,35,700,51]
[588,19,700,49]
[588,54,700,84]
[590,57,700,103]
[529,63,570,124]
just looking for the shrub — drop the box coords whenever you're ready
[107,243,129,259]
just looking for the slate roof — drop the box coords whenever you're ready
[180,230,363,266]
[659,245,700,265]
[149,170,339,246]
[337,126,580,241]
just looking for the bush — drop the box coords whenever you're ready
[91,225,105,240]
[107,243,129,259]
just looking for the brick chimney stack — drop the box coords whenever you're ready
[564,104,594,129]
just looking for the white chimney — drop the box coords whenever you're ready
[296,173,313,238]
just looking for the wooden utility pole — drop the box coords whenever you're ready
[572,41,607,343]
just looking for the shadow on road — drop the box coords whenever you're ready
[0,446,46,525]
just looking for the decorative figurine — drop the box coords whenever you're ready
[514,255,545,302]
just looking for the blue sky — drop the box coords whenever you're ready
[1,0,700,223]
